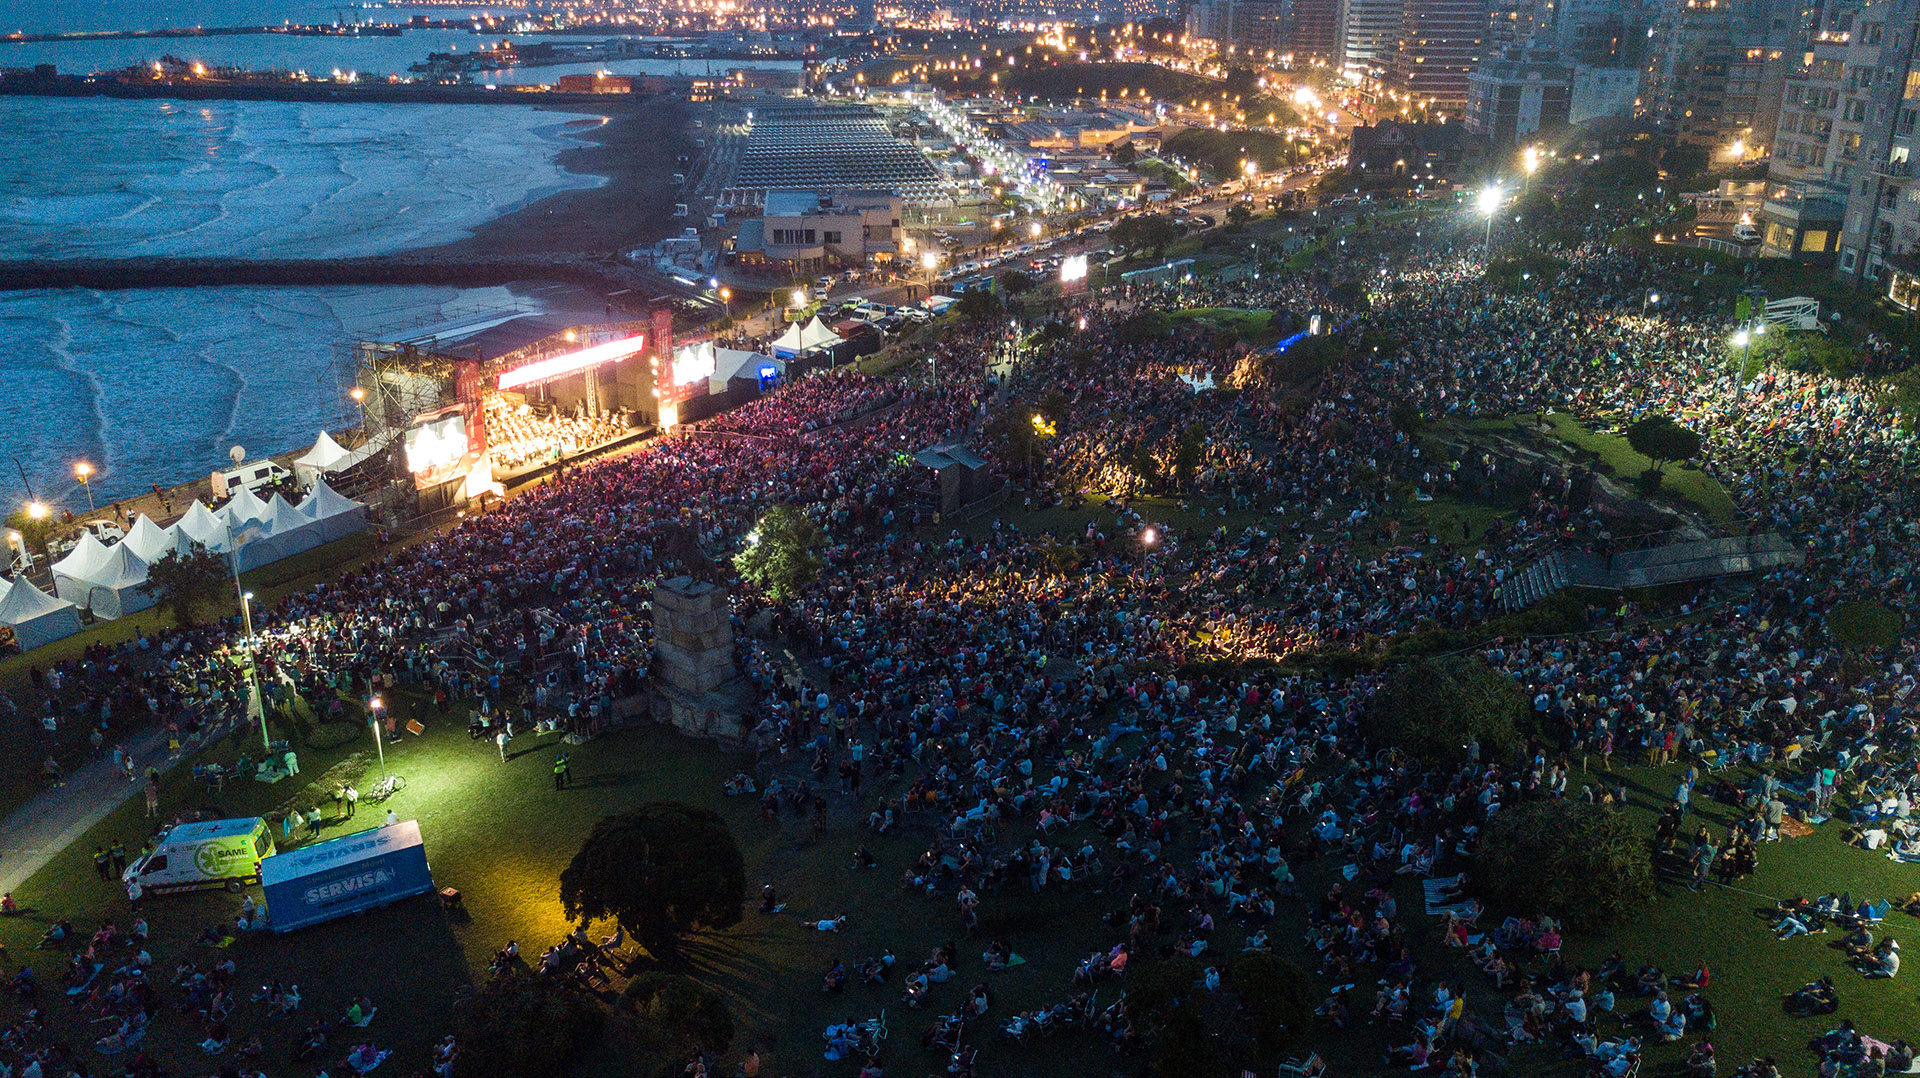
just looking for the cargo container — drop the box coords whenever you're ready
[260,820,435,933]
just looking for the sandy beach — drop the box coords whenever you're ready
[436,93,698,262]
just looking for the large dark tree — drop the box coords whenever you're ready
[143,541,230,627]
[1476,800,1653,928]
[1625,415,1703,473]
[560,802,745,955]
[450,972,604,1078]
[1367,656,1530,767]
[733,505,825,600]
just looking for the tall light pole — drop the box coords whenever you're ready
[1522,146,1540,193]
[368,696,388,780]
[73,462,96,513]
[1478,184,1503,252]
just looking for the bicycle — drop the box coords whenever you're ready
[366,774,406,803]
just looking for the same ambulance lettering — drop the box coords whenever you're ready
[305,867,396,907]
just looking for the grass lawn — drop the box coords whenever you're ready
[1169,307,1278,346]
[1450,412,1738,525]
[0,532,393,821]
[6,577,1915,1078]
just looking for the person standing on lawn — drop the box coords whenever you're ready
[344,784,358,818]
[553,751,571,790]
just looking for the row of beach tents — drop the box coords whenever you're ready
[0,480,367,653]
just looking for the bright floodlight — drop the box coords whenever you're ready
[1523,146,1540,174]
[1733,330,1750,348]
[921,251,940,270]
[25,501,48,520]
[793,289,808,307]
[1477,185,1502,216]
[1029,221,1043,238]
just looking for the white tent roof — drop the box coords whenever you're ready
[331,430,392,473]
[299,480,362,521]
[712,348,781,392]
[771,321,806,353]
[294,430,350,471]
[88,542,150,588]
[798,316,843,350]
[122,514,176,563]
[52,532,111,580]
[221,485,270,527]
[260,494,309,536]
[0,577,74,625]
[174,500,228,551]
[0,577,10,606]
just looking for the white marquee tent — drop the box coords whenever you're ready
[51,533,112,605]
[236,494,322,571]
[297,480,370,544]
[770,316,843,359]
[220,485,271,531]
[171,500,230,553]
[122,514,178,564]
[0,577,81,651]
[712,348,784,394]
[292,430,351,485]
[68,541,153,620]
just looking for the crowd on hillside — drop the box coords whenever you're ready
[7,194,1920,1077]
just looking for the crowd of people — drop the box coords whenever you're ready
[6,184,1920,1077]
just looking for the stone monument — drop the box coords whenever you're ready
[651,575,745,743]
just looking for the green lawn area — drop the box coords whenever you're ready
[0,532,394,821]
[1539,411,1738,523]
[1169,307,1276,344]
[6,578,1914,1078]
[1452,412,1737,525]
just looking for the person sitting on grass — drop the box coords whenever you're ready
[821,960,847,994]
[346,1040,391,1073]
[1859,938,1901,978]
[1784,977,1838,1016]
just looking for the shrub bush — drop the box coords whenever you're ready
[624,973,733,1055]
[1476,800,1653,927]
[1367,655,1530,766]
[450,973,604,1078]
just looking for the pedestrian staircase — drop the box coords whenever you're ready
[1502,532,1801,611]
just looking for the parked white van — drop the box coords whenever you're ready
[124,817,277,898]
[212,460,292,499]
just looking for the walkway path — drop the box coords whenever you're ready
[0,722,218,896]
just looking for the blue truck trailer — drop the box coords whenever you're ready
[260,819,435,933]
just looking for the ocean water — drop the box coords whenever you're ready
[0,97,605,261]
[0,285,540,509]
[4,0,524,35]
[0,94,608,509]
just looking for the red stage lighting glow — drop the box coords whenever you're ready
[497,334,647,391]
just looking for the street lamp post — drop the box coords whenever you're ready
[368,697,388,780]
[1478,184,1502,252]
[73,462,96,513]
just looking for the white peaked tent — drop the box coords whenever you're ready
[293,430,351,485]
[51,533,112,605]
[0,578,81,651]
[220,485,271,530]
[712,348,783,394]
[71,541,153,620]
[172,500,230,553]
[300,480,372,544]
[237,494,321,571]
[770,316,844,359]
[122,514,177,564]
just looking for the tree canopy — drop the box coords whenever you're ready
[1112,214,1181,258]
[559,802,745,955]
[1625,415,1703,472]
[733,505,826,601]
[1829,598,1902,652]
[449,972,604,1078]
[1476,800,1654,927]
[143,541,231,627]
[1367,655,1531,767]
